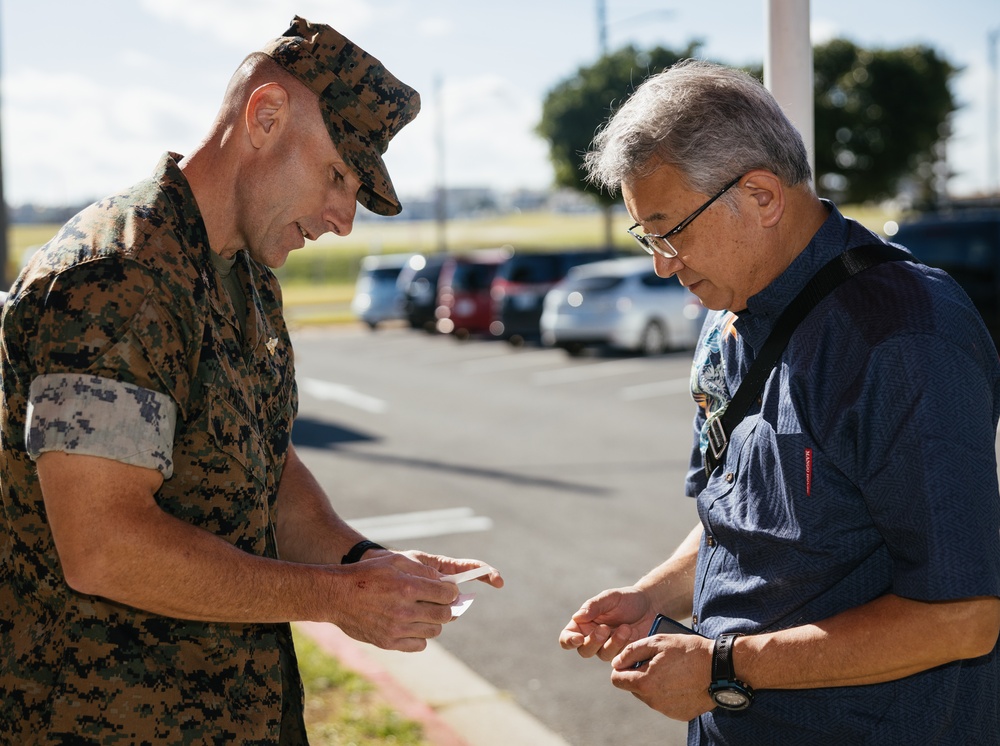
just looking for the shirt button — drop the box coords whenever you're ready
[706,534,716,547]
[725,472,735,483]
[692,614,699,627]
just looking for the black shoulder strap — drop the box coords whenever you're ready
[703,243,913,476]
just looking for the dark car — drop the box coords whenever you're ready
[435,248,511,338]
[891,207,1000,346]
[490,249,617,343]
[397,253,450,332]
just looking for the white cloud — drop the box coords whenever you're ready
[386,73,552,196]
[810,18,841,46]
[417,17,455,38]
[138,0,379,46]
[5,68,211,205]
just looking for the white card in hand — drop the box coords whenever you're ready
[451,593,476,617]
[440,566,492,584]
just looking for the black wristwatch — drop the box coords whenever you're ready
[341,540,385,564]
[708,632,754,710]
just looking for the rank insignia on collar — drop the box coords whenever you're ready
[266,337,279,355]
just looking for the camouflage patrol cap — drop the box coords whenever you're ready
[260,16,420,216]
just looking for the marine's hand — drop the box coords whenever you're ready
[610,632,715,721]
[402,549,505,589]
[330,552,460,652]
[559,587,653,661]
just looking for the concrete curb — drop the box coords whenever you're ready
[296,622,571,746]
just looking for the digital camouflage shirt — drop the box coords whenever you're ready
[0,153,304,743]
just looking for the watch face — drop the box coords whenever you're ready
[713,688,750,710]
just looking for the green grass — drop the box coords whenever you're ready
[292,628,429,746]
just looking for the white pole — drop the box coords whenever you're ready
[764,0,815,186]
[989,29,999,195]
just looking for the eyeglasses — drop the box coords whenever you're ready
[627,174,743,259]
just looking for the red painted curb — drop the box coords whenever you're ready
[295,622,469,746]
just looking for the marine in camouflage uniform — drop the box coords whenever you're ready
[0,17,485,745]
[1,152,300,743]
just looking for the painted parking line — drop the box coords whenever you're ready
[409,343,510,366]
[461,350,565,375]
[532,359,649,386]
[348,507,494,543]
[621,376,693,401]
[299,377,388,414]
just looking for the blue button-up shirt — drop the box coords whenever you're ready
[685,204,1000,744]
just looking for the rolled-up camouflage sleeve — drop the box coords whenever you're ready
[27,373,177,477]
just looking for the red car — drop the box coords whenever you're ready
[435,248,511,338]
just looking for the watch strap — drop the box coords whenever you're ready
[712,632,740,682]
[710,632,754,710]
[342,540,385,564]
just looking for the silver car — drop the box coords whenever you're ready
[350,253,413,329]
[540,256,705,355]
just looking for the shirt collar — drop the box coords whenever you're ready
[733,200,875,351]
[154,152,212,262]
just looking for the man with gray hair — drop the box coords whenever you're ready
[0,16,501,743]
[560,59,1000,742]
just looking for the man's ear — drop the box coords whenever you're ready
[245,82,289,149]
[741,170,784,228]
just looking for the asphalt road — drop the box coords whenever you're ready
[290,323,701,746]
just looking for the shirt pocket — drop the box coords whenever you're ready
[204,384,267,489]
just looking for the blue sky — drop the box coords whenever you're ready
[2,0,998,207]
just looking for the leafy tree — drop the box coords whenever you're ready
[537,43,701,247]
[538,40,958,227]
[812,39,958,206]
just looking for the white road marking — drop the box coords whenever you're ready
[533,359,648,385]
[348,507,494,543]
[621,377,693,401]
[299,377,388,414]
[462,350,564,374]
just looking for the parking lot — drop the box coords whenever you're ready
[292,323,698,746]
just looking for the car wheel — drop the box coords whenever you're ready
[639,320,667,356]
[561,342,585,357]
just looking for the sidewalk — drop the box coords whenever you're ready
[296,622,571,746]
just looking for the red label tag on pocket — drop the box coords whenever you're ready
[804,448,813,496]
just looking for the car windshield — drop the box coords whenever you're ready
[498,255,563,283]
[365,267,404,282]
[566,275,624,292]
[895,220,998,270]
[451,263,499,291]
[501,252,618,284]
[640,273,676,288]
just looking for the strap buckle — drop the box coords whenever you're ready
[705,417,728,475]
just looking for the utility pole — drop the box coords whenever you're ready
[597,0,608,56]
[434,75,447,253]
